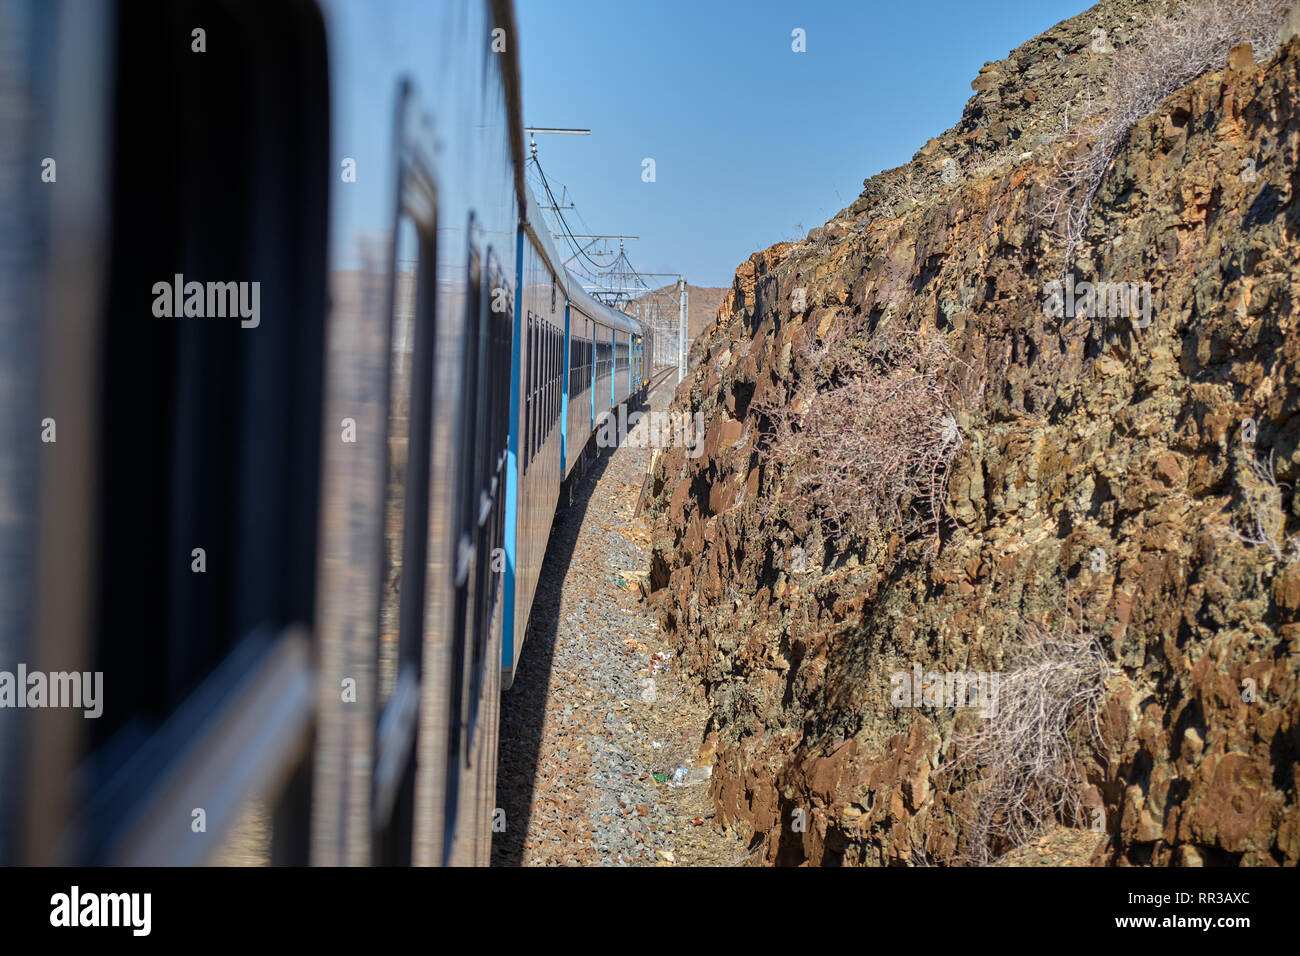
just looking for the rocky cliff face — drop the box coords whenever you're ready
[641,0,1300,865]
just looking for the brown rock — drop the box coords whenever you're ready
[1228,43,1255,73]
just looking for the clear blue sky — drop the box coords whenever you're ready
[517,0,1092,288]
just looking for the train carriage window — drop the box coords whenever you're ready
[534,317,541,450]
[575,335,581,395]
[535,314,542,459]
[543,324,548,439]
[533,316,539,460]
[535,314,541,460]
[535,317,541,455]
[468,255,508,723]
[539,323,544,446]
[535,314,540,460]
[373,176,439,864]
[537,322,544,445]
[530,314,535,460]
[526,312,534,465]
[522,313,528,466]
[73,0,329,866]
[378,215,423,709]
[535,316,541,455]
[445,237,485,849]
[541,324,547,442]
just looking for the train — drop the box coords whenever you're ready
[0,0,656,866]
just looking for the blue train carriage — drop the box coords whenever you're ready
[0,0,650,867]
[311,0,523,868]
[499,187,649,692]
[1,0,533,867]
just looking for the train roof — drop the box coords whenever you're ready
[565,265,643,335]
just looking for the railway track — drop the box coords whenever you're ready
[494,369,750,866]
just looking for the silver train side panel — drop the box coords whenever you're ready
[311,0,515,866]
[0,0,114,864]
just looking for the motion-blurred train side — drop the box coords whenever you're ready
[0,0,653,866]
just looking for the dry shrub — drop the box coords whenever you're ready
[956,615,1113,864]
[756,322,968,550]
[1220,450,1300,563]
[1040,0,1292,256]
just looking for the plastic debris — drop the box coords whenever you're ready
[670,765,712,787]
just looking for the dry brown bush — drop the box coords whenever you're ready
[955,615,1113,864]
[1220,450,1300,563]
[1040,0,1292,257]
[756,321,970,551]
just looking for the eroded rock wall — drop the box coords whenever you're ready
[642,2,1300,866]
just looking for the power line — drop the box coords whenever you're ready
[524,136,688,377]
[527,146,663,297]
[530,152,610,273]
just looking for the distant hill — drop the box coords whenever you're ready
[622,283,729,350]
[682,284,728,340]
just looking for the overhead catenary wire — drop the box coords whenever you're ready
[529,152,614,275]
[526,139,685,375]
[527,148,669,304]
